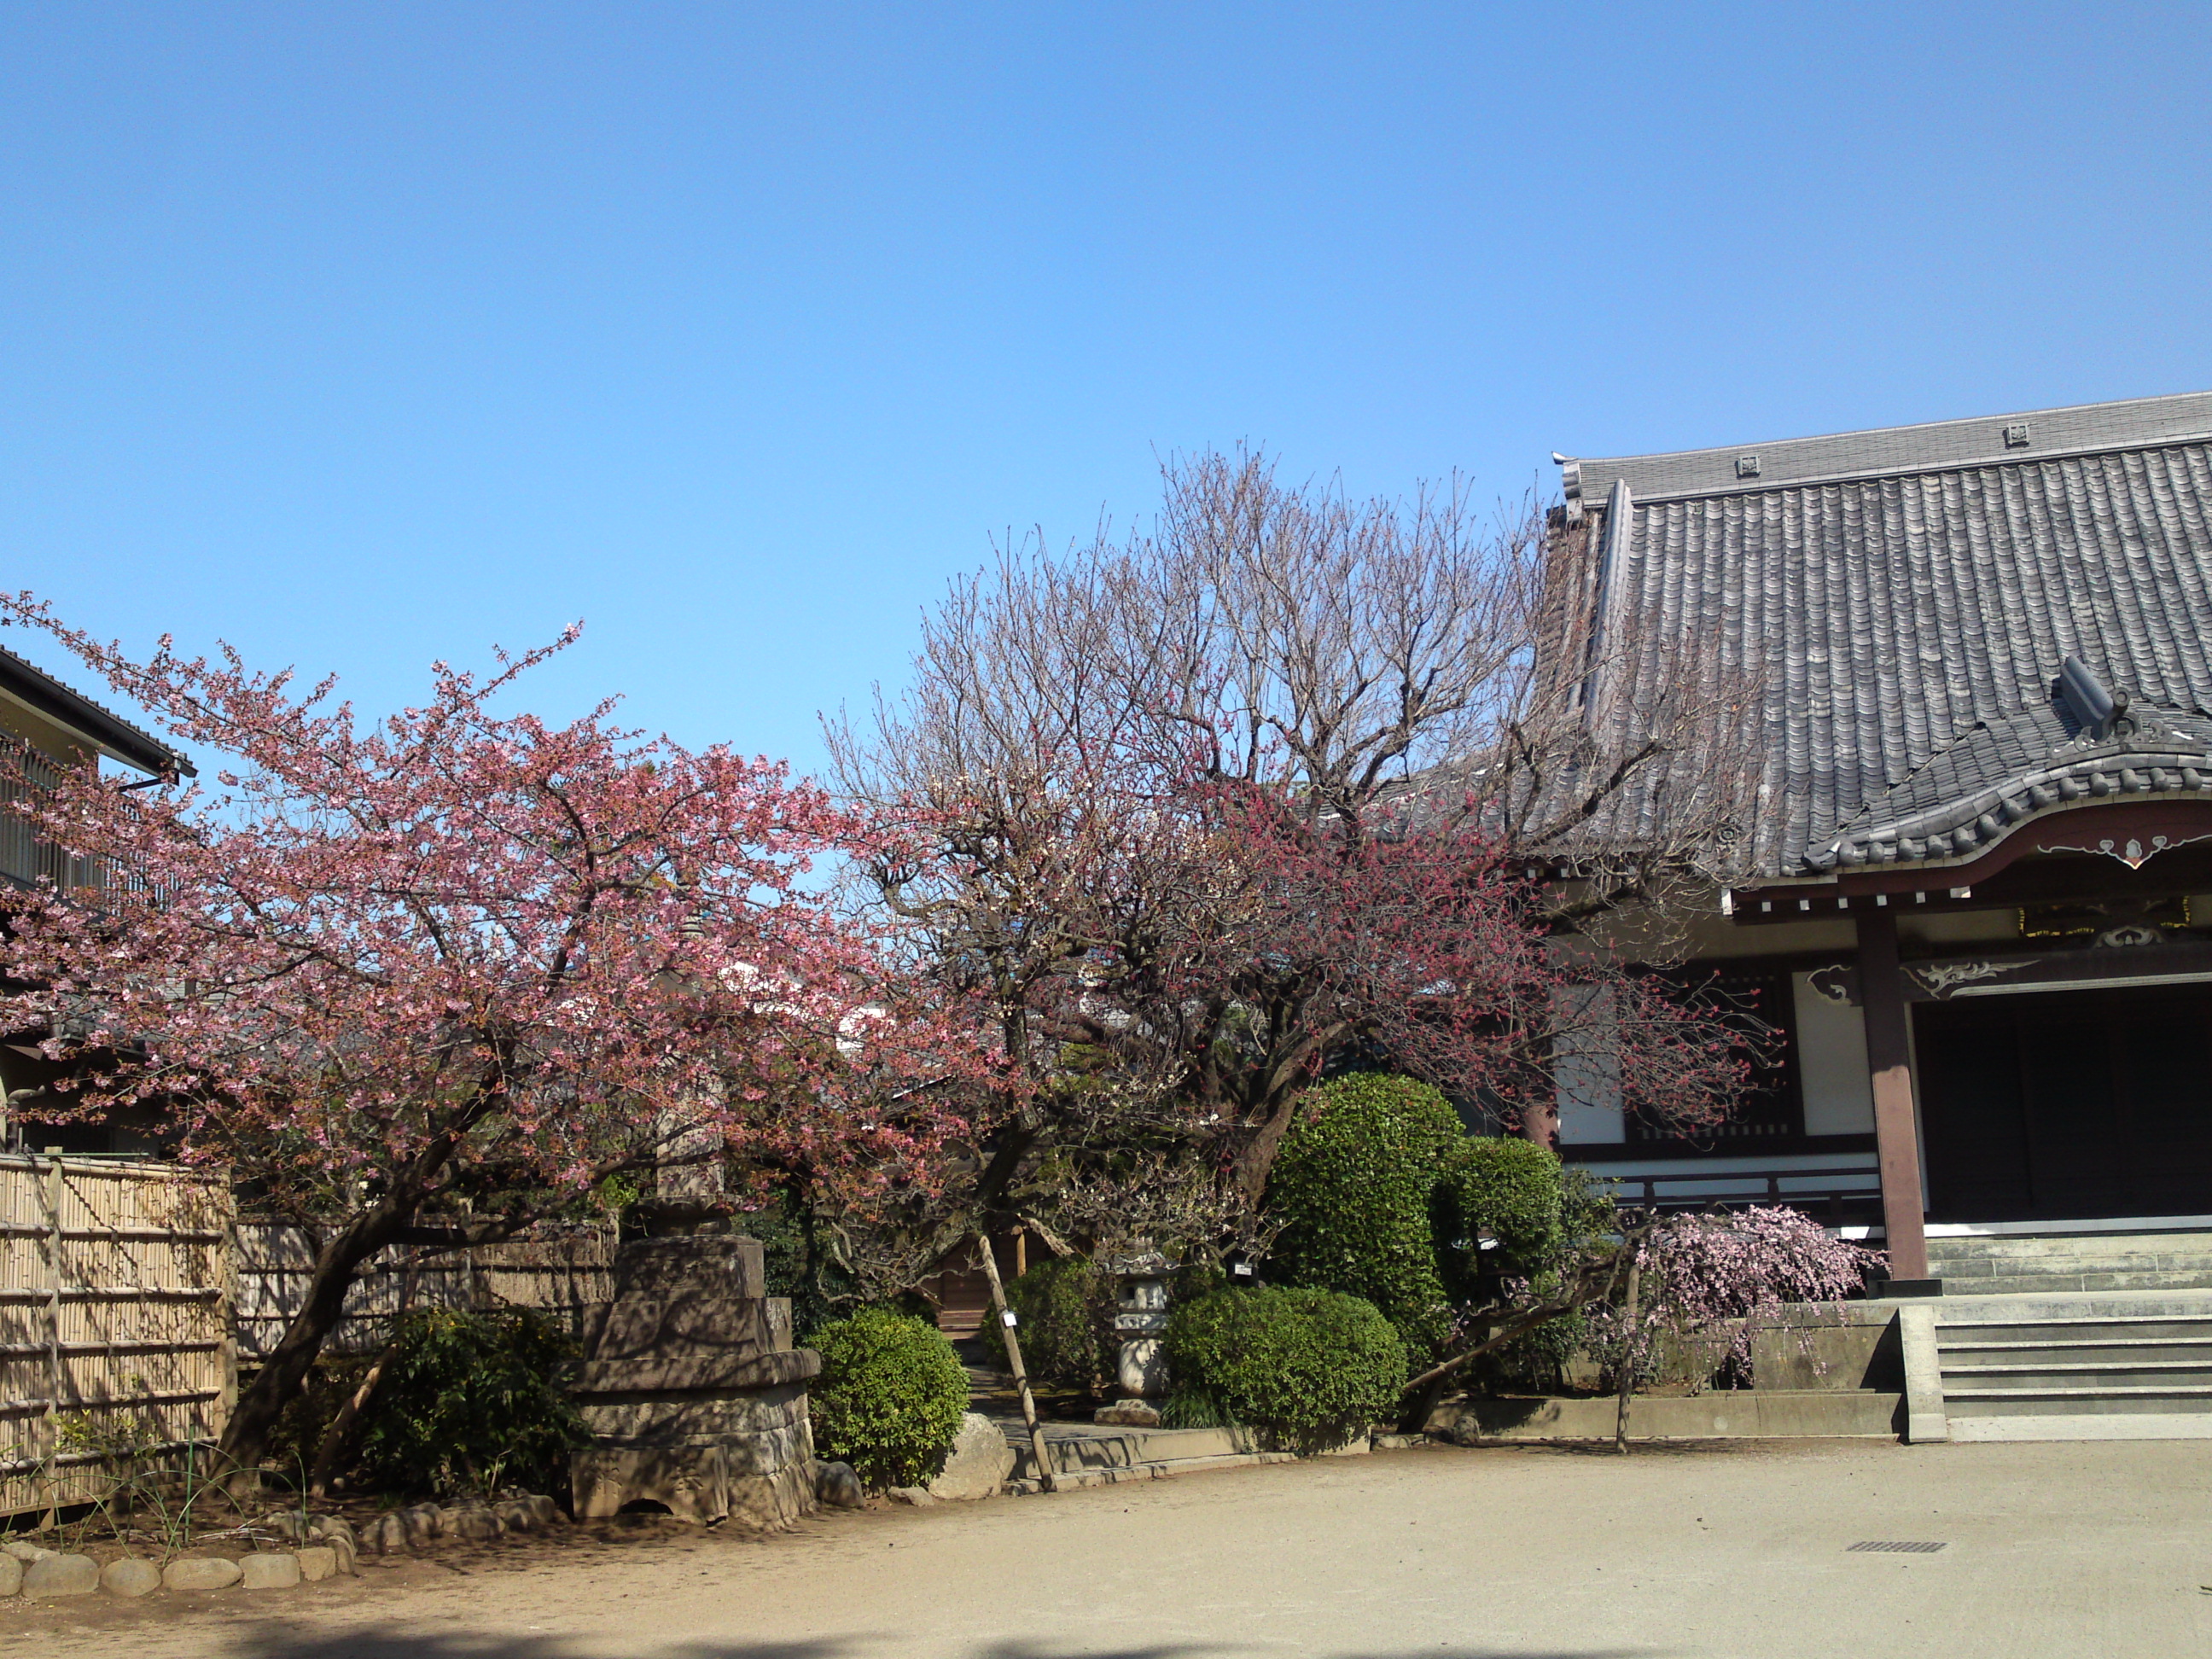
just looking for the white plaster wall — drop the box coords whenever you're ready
[1554,983,1625,1144]
[1790,971,1876,1136]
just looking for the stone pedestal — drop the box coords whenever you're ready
[1095,1250,1175,1429]
[570,1233,822,1528]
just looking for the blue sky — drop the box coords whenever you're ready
[5,3,2209,776]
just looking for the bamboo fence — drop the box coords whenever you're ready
[1,1153,614,1519]
[0,1155,231,1519]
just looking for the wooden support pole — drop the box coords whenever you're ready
[1855,911,1931,1284]
[974,1234,1055,1493]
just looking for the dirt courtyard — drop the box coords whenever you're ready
[9,1437,2210,1659]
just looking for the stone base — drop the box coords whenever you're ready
[1428,1389,1906,1442]
[1094,1400,1163,1428]
[572,1442,817,1528]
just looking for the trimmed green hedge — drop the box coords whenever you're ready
[1004,1255,1116,1392]
[1266,1071,1604,1363]
[806,1307,969,1489]
[1163,1287,1406,1453]
[1265,1073,1467,1354]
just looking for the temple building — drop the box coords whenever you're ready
[1545,392,2212,1435]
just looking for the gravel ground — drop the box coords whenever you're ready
[8,1436,2211,1659]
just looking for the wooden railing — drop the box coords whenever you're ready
[1596,1161,1885,1229]
[0,737,107,894]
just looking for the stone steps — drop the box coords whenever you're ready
[1001,1448,1302,1495]
[998,1421,1272,1480]
[1928,1290,2212,1441]
[1927,1230,2212,1295]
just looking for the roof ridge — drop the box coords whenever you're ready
[1560,391,2212,507]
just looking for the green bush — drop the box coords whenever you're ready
[355,1307,585,1499]
[1004,1256,1115,1393]
[806,1307,969,1489]
[1442,1134,1565,1266]
[1265,1074,1467,1354]
[1163,1287,1406,1453]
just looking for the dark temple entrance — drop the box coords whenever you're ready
[1915,984,2212,1222]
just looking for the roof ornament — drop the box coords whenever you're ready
[2056,655,2133,742]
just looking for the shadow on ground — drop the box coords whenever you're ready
[216,1629,1656,1659]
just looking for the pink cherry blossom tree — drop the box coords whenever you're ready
[0,597,981,1471]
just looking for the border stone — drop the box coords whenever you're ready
[164,1556,243,1592]
[241,1551,301,1590]
[23,1554,101,1597]
[100,1557,162,1598]
[0,1554,20,1597]
[814,1460,864,1509]
[928,1413,1014,1501]
[295,1546,338,1582]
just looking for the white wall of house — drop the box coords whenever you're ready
[1555,983,1626,1144]
[1790,970,1877,1136]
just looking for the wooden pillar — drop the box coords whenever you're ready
[1855,910,1932,1284]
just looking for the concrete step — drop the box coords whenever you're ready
[997,1421,1275,1482]
[1941,1341,2212,1367]
[1931,1253,2212,1275]
[1946,1412,2212,1441]
[1936,1315,2212,1344]
[1928,1241,2212,1263]
[1929,1238,2212,1256]
[1955,1271,2212,1295]
[1942,1361,2212,1389]
[1002,1448,1301,1495]
[1933,1289,2212,1322]
[1927,1231,2212,1295]
[1943,1385,2212,1416]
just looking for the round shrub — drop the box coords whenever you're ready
[1004,1255,1115,1393]
[355,1307,585,1499]
[1163,1287,1406,1454]
[1265,1073,1466,1354]
[1442,1134,1568,1275]
[806,1307,969,1489]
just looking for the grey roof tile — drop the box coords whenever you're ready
[1560,394,2212,879]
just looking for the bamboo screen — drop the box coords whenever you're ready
[232,1225,614,1359]
[0,1155,232,1519]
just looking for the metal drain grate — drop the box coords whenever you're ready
[1848,1541,1947,1554]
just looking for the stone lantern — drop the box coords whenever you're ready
[1095,1248,1176,1428]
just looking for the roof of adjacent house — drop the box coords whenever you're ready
[0,645,193,777]
[1557,392,2212,882]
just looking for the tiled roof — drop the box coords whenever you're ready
[1813,701,2212,870]
[0,645,192,776]
[1559,394,2212,880]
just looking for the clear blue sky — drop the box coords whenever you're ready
[6,3,2209,776]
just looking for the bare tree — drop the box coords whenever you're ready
[830,449,1761,1219]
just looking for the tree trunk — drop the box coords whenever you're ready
[218,1191,420,1476]
[1614,1258,1642,1455]
[1229,1093,1303,1206]
[307,1333,403,1498]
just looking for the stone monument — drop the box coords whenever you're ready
[570,1204,821,1528]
